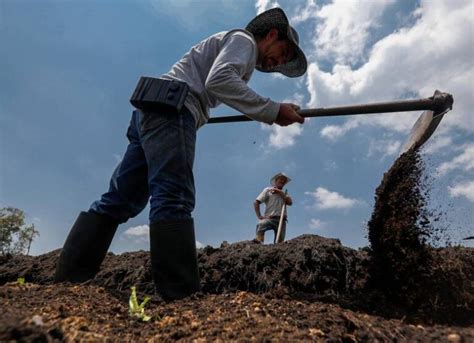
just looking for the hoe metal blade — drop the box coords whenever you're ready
[400,90,454,154]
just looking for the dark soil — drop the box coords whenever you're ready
[1,149,473,341]
[1,236,473,341]
[367,148,474,324]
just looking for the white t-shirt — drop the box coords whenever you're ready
[256,187,288,217]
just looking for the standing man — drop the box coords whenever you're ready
[254,172,293,244]
[54,8,307,300]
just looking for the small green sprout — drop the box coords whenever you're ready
[17,277,25,285]
[129,286,151,322]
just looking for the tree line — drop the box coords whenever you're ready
[0,207,39,255]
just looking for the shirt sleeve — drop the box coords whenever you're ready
[205,32,280,124]
[256,188,269,203]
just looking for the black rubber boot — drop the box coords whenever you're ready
[54,211,119,283]
[150,218,201,301]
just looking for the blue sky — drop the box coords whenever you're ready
[1,0,473,255]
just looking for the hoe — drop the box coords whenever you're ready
[208,90,454,155]
[208,90,454,242]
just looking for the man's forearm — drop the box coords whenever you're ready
[206,71,279,124]
[254,201,262,219]
[274,189,292,205]
[279,192,292,205]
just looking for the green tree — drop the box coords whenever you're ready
[0,207,39,255]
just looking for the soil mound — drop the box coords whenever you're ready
[198,235,367,298]
[0,235,367,300]
[1,235,473,325]
[1,147,473,340]
[0,235,473,341]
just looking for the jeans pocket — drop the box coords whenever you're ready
[140,111,173,132]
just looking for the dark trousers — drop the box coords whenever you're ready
[90,107,196,224]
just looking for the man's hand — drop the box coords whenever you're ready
[270,188,292,205]
[269,188,285,197]
[275,103,304,126]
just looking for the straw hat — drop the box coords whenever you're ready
[245,7,307,78]
[270,172,291,186]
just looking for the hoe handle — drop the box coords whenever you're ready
[207,91,453,124]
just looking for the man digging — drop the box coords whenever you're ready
[254,173,293,244]
[54,8,307,301]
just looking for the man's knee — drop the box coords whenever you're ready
[90,197,147,224]
[255,231,265,243]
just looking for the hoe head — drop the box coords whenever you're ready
[400,90,454,154]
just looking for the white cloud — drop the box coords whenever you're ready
[255,0,280,14]
[315,0,395,65]
[262,123,304,149]
[309,218,327,231]
[423,135,453,154]
[122,224,204,247]
[270,72,287,80]
[305,187,362,210]
[290,0,318,24]
[448,181,474,202]
[367,138,401,158]
[437,143,474,176]
[305,0,474,141]
[320,119,360,141]
[123,225,149,244]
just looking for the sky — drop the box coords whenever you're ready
[1,0,473,255]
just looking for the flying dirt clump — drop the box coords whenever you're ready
[366,147,474,323]
[367,148,432,299]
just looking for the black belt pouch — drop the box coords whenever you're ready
[130,76,189,115]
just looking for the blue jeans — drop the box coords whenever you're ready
[90,107,196,224]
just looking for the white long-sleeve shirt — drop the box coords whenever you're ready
[161,29,280,128]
